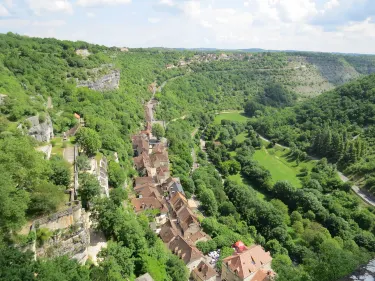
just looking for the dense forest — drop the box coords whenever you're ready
[194,116,375,281]
[1,32,375,281]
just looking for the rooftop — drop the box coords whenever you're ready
[223,244,273,279]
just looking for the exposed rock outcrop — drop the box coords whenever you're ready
[0,94,7,105]
[26,115,54,142]
[76,49,90,57]
[78,70,120,91]
[32,201,90,262]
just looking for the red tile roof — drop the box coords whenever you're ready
[223,245,273,279]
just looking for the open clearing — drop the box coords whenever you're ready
[253,146,316,187]
[217,110,316,188]
[214,111,249,124]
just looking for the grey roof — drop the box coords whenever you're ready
[170,178,184,195]
[135,273,155,281]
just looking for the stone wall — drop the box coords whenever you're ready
[31,201,90,261]
[98,157,109,197]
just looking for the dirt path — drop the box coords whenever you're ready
[338,172,375,207]
[63,146,75,164]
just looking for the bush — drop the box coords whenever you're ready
[38,113,46,123]
[36,228,53,246]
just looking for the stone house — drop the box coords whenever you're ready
[221,243,274,281]
[131,197,168,215]
[168,235,204,272]
[150,153,169,169]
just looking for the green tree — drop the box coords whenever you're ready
[0,170,29,234]
[79,173,101,208]
[166,255,189,281]
[152,124,165,140]
[76,128,101,156]
[92,241,134,281]
[76,154,90,171]
[200,189,218,216]
[108,162,126,188]
[28,181,65,217]
[50,155,71,188]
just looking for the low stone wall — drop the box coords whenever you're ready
[32,201,82,231]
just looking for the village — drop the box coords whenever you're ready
[131,94,275,281]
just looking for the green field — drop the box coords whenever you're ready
[253,146,316,187]
[214,111,249,124]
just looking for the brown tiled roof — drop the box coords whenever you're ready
[131,197,167,214]
[132,135,149,152]
[133,152,150,170]
[134,182,156,192]
[135,177,154,186]
[170,192,187,211]
[159,220,178,244]
[223,245,273,279]
[156,166,169,176]
[177,205,199,232]
[168,235,203,265]
[193,261,216,281]
[136,186,161,199]
[151,153,169,164]
[152,143,166,154]
[187,230,210,244]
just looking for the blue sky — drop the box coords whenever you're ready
[0,0,374,54]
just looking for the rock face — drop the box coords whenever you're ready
[27,115,54,142]
[32,201,90,262]
[78,70,120,91]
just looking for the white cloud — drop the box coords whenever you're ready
[32,20,66,27]
[183,1,201,18]
[148,17,161,23]
[87,12,95,18]
[274,0,318,22]
[159,0,174,6]
[4,0,13,8]
[340,17,375,38]
[26,0,73,15]
[0,19,29,28]
[244,1,249,7]
[200,20,212,28]
[77,0,131,7]
[324,0,340,10]
[0,4,10,16]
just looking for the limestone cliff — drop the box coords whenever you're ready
[78,70,120,91]
[26,115,54,143]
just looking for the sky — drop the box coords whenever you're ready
[0,0,375,54]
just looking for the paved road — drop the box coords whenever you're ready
[338,172,375,206]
